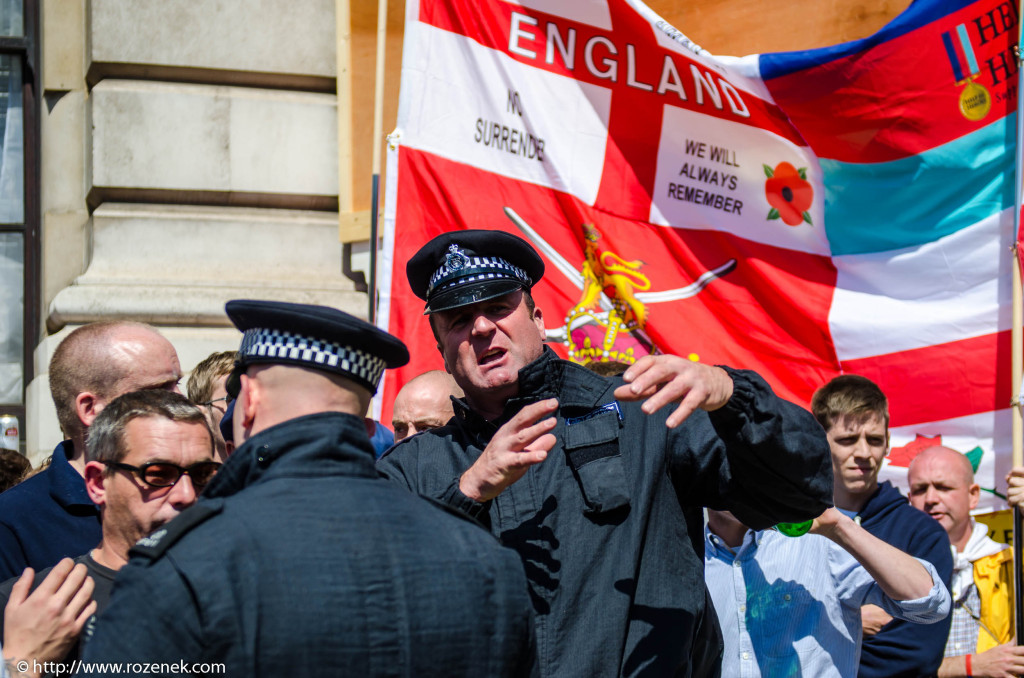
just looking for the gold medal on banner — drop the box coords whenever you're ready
[959,79,991,121]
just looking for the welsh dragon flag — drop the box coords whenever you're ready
[379,0,1020,510]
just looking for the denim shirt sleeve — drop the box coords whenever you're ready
[872,558,950,624]
[829,541,951,624]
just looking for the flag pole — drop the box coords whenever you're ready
[1012,0,1024,644]
[368,0,389,323]
[1013,242,1023,642]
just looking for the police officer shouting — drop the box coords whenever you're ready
[378,229,834,678]
[83,300,535,677]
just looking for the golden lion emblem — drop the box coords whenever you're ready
[577,224,651,330]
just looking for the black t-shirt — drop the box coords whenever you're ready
[0,550,119,661]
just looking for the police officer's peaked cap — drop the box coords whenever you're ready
[407,229,545,314]
[223,299,409,396]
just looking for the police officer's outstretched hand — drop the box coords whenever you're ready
[459,398,558,502]
[615,355,733,428]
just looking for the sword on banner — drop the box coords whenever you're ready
[503,206,738,344]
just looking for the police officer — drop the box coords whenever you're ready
[83,300,536,677]
[377,229,834,678]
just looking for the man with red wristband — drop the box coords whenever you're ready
[909,447,1024,678]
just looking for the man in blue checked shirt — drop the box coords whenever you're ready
[705,507,950,678]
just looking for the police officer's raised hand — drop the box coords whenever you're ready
[614,355,733,428]
[459,398,558,502]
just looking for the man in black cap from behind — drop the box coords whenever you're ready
[81,300,536,677]
[378,229,835,678]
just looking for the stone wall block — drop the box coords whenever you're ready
[90,81,337,195]
[89,0,335,77]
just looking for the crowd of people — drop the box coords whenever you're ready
[0,228,1021,676]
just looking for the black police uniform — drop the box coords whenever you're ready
[81,301,536,677]
[83,414,535,676]
[377,230,834,678]
[379,349,831,678]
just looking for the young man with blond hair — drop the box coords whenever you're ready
[812,375,953,678]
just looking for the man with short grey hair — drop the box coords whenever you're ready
[0,389,218,665]
[83,390,220,575]
[0,321,184,581]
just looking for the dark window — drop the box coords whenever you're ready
[0,0,39,447]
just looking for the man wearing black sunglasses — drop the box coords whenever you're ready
[0,321,185,584]
[0,389,217,668]
[82,391,220,577]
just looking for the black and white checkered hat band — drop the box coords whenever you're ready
[239,328,387,388]
[427,256,530,296]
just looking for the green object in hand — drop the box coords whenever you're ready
[775,520,813,537]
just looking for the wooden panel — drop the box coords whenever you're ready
[648,0,912,55]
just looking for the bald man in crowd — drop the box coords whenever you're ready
[908,446,1021,678]
[0,321,183,581]
[391,370,463,442]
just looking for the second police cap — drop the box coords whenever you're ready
[406,229,545,314]
[223,299,409,397]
